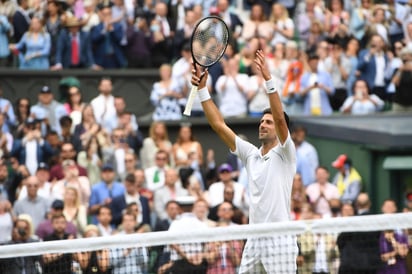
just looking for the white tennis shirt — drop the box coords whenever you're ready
[233,134,296,224]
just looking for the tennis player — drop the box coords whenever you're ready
[191,49,298,273]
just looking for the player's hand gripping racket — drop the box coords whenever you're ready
[183,16,229,116]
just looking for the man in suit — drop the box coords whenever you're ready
[12,0,31,44]
[90,4,126,68]
[52,16,96,69]
[337,193,382,274]
[110,173,150,228]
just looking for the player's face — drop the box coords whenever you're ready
[258,113,277,142]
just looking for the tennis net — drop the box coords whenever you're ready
[0,213,411,274]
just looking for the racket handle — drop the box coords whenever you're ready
[183,85,198,116]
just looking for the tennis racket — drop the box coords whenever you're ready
[183,16,229,116]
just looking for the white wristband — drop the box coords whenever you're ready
[198,87,211,102]
[265,78,278,94]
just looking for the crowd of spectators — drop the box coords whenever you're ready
[0,0,412,116]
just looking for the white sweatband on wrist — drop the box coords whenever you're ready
[198,87,211,102]
[265,78,278,94]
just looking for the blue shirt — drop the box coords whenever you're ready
[0,97,16,133]
[0,15,11,58]
[89,181,125,224]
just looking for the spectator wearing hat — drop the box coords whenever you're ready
[52,16,96,69]
[29,85,67,137]
[299,52,334,116]
[9,16,51,70]
[89,163,125,224]
[207,163,248,214]
[13,175,50,231]
[10,118,55,176]
[35,199,77,240]
[331,154,362,204]
[18,162,52,202]
[90,4,126,68]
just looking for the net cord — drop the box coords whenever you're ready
[1,212,412,258]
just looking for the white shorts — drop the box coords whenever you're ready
[238,235,298,274]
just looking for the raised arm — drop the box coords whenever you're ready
[254,49,289,144]
[191,63,236,152]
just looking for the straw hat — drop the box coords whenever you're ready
[65,16,82,28]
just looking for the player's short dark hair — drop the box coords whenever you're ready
[262,108,290,130]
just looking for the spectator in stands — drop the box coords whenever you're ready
[299,52,335,116]
[126,15,154,68]
[379,199,409,274]
[0,215,41,274]
[357,34,389,101]
[150,64,182,121]
[18,162,51,202]
[337,192,382,274]
[0,160,10,202]
[104,128,135,178]
[30,85,67,137]
[345,37,361,93]
[118,151,138,181]
[386,41,404,101]
[281,60,304,115]
[125,202,152,233]
[145,150,169,192]
[240,3,271,43]
[331,154,362,204]
[96,205,115,236]
[0,14,10,67]
[90,4,126,68]
[12,0,30,48]
[192,198,216,227]
[62,186,87,236]
[205,211,243,273]
[324,0,349,39]
[11,121,55,175]
[73,224,111,274]
[89,163,124,224]
[42,214,74,274]
[80,0,99,33]
[49,142,87,181]
[294,0,325,46]
[215,0,242,40]
[172,9,196,58]
[0,199,12,242]
[367,6,390,45]
[109,211,148,273]
[44,0,65,67]
[13,97,31,138]
[154,168,188,220]
[292,125,319,187]
[235,37,260,76]
[290,173,310,221]
[154,200,181,232]
[348,0,372,48]
[329,198,342,218]
[10,16,51,70]
[90,77,116,131]
[268,42,288,94]
[172,124,203,170]
[306,20,326,54]
[35,199,77,240]
[215,57,250,118]
[340,79,385,115]
[391,46,412,112]
[269,3,294,47]
[108,95,140,137]
[73,104,108,152]
[110,0,131,46]
[324,41,351,111]
[140,121,173,169]
[306,166,340,218]
[207,163,247,214]
[159,199,208,273]
[77,136,103,186]
[340,201,354,217]
[110,173,150,228]
[149,2,174,67]
[63,85,85,131]
[134,168,153,208]
[52,16,95,69]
